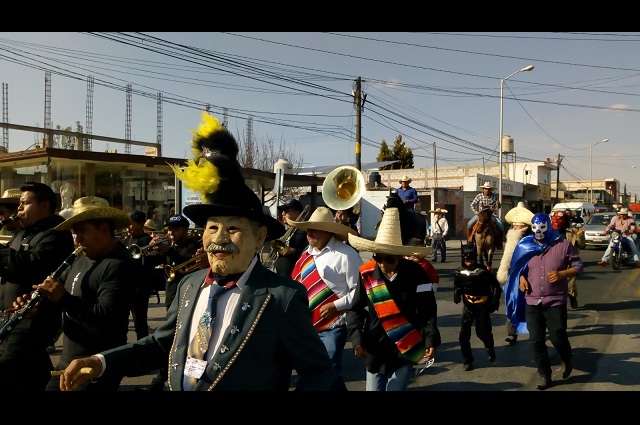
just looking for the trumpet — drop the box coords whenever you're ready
[165,252,207,282]
[262,205,310,270]
[129,237,171,259]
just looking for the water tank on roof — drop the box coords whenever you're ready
[501,134,514,153]
[273,158,293,174]
[368,171,381,188]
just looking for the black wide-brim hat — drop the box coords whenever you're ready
[183,182,285,241]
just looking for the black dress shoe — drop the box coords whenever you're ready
[536,373,552,390]
[487,347,496,362]
[569,295,578,310]
[562,360,573,379]
[463,361,473,371]
[505,335,517,345]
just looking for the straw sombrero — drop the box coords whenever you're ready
[398,175,412,184]
[347,208,431,256]
[286,206,355,241]
[429,208,448,215]
[144,219,158,231]
[0,188,20,206]
[504,201,534,225]
[55,196,132,231]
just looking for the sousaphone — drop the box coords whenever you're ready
[322,165,365,214]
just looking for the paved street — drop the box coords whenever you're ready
[49,239,640,391]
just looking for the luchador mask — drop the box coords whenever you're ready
[531,213,553,242]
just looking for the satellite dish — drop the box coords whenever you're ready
[546,158,554,163]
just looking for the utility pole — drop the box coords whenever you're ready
[555,153,563,205]
[433,142,438,203]
[355,77,362,172]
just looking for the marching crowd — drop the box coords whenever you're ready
[2,111,621,392]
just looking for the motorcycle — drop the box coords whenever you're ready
[609,229,635,270]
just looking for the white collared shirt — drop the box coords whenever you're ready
[188,256,257,361]
[305,236,363,323]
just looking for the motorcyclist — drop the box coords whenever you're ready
[597,208,640,267]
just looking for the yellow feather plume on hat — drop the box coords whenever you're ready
[189,112,223,158]
[169,112,225,200]
[170,158,220,202]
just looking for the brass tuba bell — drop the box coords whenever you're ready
[322,166,365,213]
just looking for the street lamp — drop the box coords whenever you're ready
[589,138,609,203]
[499,65,534,212]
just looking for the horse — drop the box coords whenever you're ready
[471,207,498,270]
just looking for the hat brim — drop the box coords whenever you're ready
[286,219,356,241]
[347,233,431,256]
[429,209,448,214]
[55,207,133,231]
[183,203,285,241]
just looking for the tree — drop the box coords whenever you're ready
[52,122,88,150]
[235,129,305,207]
[376,140,393,170]
[376,134,414,170]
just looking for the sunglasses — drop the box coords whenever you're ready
[373,254,398,265]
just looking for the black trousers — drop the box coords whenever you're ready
[458,301,494,362]
[130,285,151,340]
[525,303,572,376]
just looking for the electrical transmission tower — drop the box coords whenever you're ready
[125,84,132,154]
[44,72,52,147]
[2,83,8,150]
[85,76,94,151]
[245,115,254,168]
[156,92,163,157]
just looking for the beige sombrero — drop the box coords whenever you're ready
[504,201,534,225]
[398,175,412,184]
[348,208,431,256]
[144,219,158,231]
[0,188,20,206]
[617,208,630,215]
[55,196,132,231]
[286,206,355,241]
[429,207,448,215]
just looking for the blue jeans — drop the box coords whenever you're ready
[601,235,640,262]
[317,324,348,377]
[430,235,446,262]
[365,361,414,391]
[467,214,504,232]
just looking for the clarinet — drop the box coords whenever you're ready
[0,214,18,229]
[0,246,84,344]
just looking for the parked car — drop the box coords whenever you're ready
[583,212,616,249]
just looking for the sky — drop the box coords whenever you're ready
[1,32,639,195]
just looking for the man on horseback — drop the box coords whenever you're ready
[467,182,504,250]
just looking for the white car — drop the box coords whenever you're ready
[583,212,616,248]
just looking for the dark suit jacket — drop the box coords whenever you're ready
[99,257,343,391]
